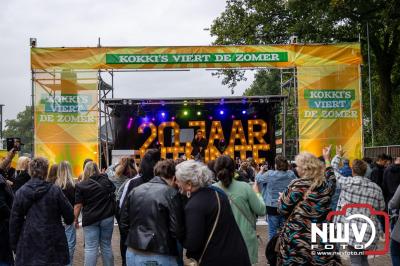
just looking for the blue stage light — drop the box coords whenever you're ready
[242,110,247,114]
[219,110,224,115]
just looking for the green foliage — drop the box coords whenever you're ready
[243,69,280,96]
[3,106,33,154]
[211,0,400,146]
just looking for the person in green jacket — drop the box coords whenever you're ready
[213,155,266,264]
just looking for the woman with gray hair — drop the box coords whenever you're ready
[9,157,74,266]
[175,160,250,265]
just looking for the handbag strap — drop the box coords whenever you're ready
[224,189,255,229]
[199,191,221,265]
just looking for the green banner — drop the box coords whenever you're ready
[106,52,288,64]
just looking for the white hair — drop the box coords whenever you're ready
[175,160,213,188]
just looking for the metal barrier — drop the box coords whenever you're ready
[364,145,400,159]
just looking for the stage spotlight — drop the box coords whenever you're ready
[126,117,133,129]
[197,111,201,116]
[143,116,149,122]
[231,115,235,119]
[161,112,166,117]
[208,116,213,120]
[219,110,224,115]
[242,110,247,114]
[171,116,176,121]
[122,99,127,105]
[183,110,188,116]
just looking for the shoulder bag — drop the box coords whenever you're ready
[185,190,221,266]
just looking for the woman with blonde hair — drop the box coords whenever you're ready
[276,152,341,266]
[74,161,116,266]
[55,161,76,266]
[13,156,31,192]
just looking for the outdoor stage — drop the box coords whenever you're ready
[102,96,286,166]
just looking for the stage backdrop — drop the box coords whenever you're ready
[31,43,362,166]
[111,99,277,164]
[33,70,99,176]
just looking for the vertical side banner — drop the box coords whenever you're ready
[34,70,99,176]
[297,65,362,160]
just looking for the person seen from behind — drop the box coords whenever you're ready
[118,149,161,264]
[0,170,14,266]
[175,160,251,265]
[74,161,116,266]
[120,159,184,266]
[213,155,265,264]
[9,157,74,266]
[47,163,59,184]
[256,155,296,240]
[56,161,76,266]
[327,146,384,266]
[277,151,341,265]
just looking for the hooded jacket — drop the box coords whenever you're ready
[9,177,74,266]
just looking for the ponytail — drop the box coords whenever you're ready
[214,155,235,188]
[217,168,233,188]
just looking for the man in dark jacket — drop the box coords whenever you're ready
[0,174,14,266]
[9,157,74,266]
[370,153,390,188]
[382,157,400,204]
[120,159,184,265]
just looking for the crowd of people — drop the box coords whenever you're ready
[0,146,400,266]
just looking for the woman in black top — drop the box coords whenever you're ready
[55,161,76,266]
[74,161,116,266]
[175,160,251,266]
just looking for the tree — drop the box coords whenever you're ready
[243,69,280,96]
[210,0,400,145]
[3,106,33,154]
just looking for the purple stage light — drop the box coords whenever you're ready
[127,117,133,129]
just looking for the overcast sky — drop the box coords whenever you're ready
[0,0,254,123]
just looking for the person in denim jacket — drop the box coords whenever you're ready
[255,155,296,240]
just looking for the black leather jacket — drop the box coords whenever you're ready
[120,176,184,256]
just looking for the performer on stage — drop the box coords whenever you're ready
[191,129,207,160]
